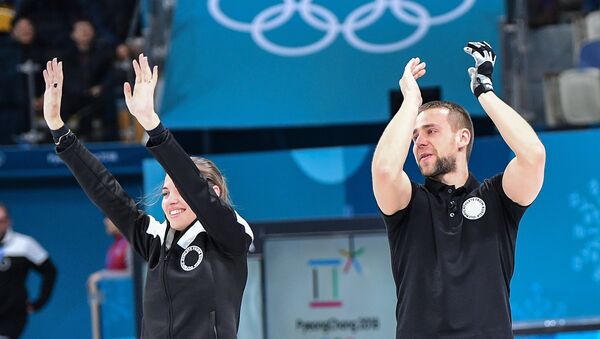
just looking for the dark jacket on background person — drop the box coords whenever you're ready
[0,229,57,339]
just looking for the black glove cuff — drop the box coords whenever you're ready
[474,84,494,98]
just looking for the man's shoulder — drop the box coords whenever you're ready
[472,172,505,194]
[381,181,431,224]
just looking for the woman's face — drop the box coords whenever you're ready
[161,175,197,231]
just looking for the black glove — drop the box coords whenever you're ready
[463,41,496,97]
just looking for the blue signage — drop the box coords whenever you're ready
[161,0,504,129]
[0,143,148,178]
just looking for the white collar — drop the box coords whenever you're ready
[1,228,14,244]
[176,220,206,249]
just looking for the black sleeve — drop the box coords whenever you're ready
[381,181,417,231]
[30,258,57,311]
[51,124,76,150]
[147,122,168,145]
[489,173,529,226]
[147,129,252,256]
[56,135,160,261]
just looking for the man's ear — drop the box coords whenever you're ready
[457,128,471,152]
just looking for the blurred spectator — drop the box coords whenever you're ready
[13,0,82,52]
[0,202,57,339]
[11,17,36,52]
[113,37,146,143]
[87,217,130,339]
[527,0,591,29]
[87,217,130,285]
[81,0,140,47]
[0,17,46,145]
[81,0,142,97]
[61,17,118,141]
[528,0,560,28]
[103,217,129,271]
[114,37,144,96]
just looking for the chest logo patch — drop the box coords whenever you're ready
[180,245,203,271]
[0,257,11,271]
[462,197,486,220]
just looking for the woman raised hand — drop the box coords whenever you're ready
[123,53,161,131]
[42,58,65,130]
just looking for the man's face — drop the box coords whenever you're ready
[412,108,459,178]
[0,207,10,235]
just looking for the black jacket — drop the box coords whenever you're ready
[0,229,57,338]
[57,129,253,339]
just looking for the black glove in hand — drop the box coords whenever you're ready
[464,41,496,97]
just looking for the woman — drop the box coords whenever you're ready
[42,56,253,339]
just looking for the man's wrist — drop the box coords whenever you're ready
[473,73,494,98]
[477,90,495,101]
[474,84,494,98]
[403,94,422,106]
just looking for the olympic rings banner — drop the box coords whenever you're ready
[207,0,477,57]
[160,0,504,129]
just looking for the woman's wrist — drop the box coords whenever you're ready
[47,119,65,131]
[139,112,161,131]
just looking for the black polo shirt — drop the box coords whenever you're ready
[382,173,527,339]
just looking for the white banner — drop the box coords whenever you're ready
[264,233,396,338]
[239,256,265,339]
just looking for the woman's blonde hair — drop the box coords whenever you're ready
[140,157,232,208]
[191,157,232,206]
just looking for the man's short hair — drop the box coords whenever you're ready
[418,100,475,159]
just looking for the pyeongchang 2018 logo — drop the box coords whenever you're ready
[208,0,475,56]
[308,236,364,308]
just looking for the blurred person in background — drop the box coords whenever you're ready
[113,37,146,143]
[80,0,140,48]
[88,217,131,284]
[87,217,131,339]
[527,0,560,29]
[0,203,57,339]
[13,0,81,52]
[0,17,46,144]
[61,17,117,141]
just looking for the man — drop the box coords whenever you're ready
[0,203,57,339]
[371,42,545,338]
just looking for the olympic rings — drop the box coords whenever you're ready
[207,0,476,57]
